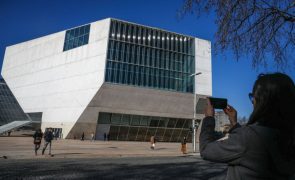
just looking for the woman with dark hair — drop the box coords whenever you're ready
[200,73,295,179]
[33,129,43,156]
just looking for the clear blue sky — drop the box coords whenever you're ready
[0,0,294,118]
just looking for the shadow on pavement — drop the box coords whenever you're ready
[0,157,227,180]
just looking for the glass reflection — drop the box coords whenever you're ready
[98,112,191,142]
[105,20,195,93]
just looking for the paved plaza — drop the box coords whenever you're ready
[0,137,227,179]
[0,137,198,159]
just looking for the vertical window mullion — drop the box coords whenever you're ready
[167,34,170,51]
[180,36,183,53]
[132,45,136,64]
[118,62,122,83]
[142,28,146,46]
[127,24,131,42]
[141,47,145,66]
[171,34,174,52]
[162,32,165,49]
[132,25,136,44]
[122,23,126,41]
[164,70,168,89]
[155,49,158,68]
[161,50,165,69]
[147,29,151,47]
[144,67,148,87]
[112,21,116,38]
[116,22,120,40]
[175,35,179,53]
[152,30,156,47]
[130,25,134,43]
[138,26,142,45]
[184,37,187,54]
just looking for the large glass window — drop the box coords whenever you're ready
[0,79,30,125]
[98,112,111,124]
[98,112,191,142]
[105,20,195,93]
[63,24,90,51]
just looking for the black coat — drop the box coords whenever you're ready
[44,131,53,142]
[200,116,295,180]
[33,131,43,141]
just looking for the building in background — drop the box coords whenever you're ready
[1,18,212,141]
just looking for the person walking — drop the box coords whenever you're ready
[181,137,187,154]
[81,132,85,141]
[200,73,295,179]
[33,129,43,156]
[104,133,107,141]
[42,128,53,155]
[91,132,95,142]
[150,136,156,150]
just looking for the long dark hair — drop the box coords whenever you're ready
[247,73,295,158]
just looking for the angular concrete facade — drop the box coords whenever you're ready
[1,18,212,140]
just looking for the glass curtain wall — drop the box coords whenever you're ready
[0,79,29,125]
[97,112,192,142]
[105,19,195,93]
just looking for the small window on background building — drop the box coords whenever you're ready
[63,24,91,51]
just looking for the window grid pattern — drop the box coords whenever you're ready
[0,79,29,125]
[105,20,195,93]
[63,24,90,51]
[98,112,192,142]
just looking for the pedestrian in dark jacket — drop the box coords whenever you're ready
[181,137,187,154]
[33,129,43,156]
[104,133,107,141]
[42,128,53,155]
[81,132,85,141]
[200,73,295,180]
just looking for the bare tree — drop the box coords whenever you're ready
[179,0,295,69]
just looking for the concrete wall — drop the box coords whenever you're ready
[1,18,111,137]
[67,83,208,139]
[195,38,212,96]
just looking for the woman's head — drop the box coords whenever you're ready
[248,73,295,126]
[248,73,295,157]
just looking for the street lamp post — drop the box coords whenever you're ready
[189,72,202,153]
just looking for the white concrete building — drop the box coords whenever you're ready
[1,18,212,141]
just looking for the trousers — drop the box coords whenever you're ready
[42,141,51,155]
